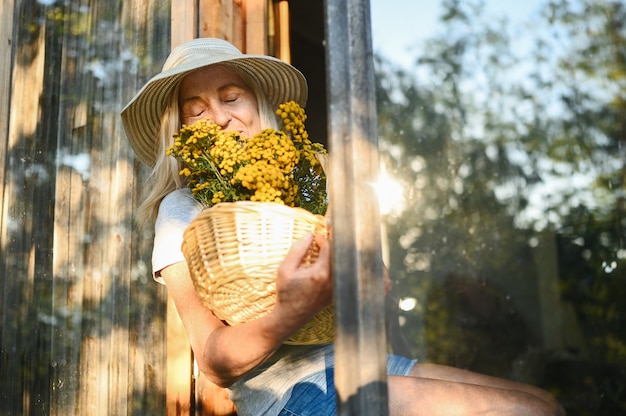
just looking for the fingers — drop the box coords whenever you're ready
[275,231,332,322]
[313,232,329,254]
[278,230,331,289]
[280,232,315,271]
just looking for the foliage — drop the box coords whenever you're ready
[375,1,626,414]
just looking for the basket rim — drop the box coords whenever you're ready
[207,200,325,217]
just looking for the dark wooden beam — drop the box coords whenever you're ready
[324,0,389,415]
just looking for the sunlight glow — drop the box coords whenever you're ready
[374,169,405,216]
[399,297,418,311]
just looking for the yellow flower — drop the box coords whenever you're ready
[166,102,328,215]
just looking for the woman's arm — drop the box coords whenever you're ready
[160,232,332,388]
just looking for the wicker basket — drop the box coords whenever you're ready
[182,201,334,345]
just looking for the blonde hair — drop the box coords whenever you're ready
[136,64,281,226]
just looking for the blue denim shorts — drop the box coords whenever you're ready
[277,354,416,416]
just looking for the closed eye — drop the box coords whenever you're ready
[219,85,247,103]
[180,100,207,122]
[221,93,241,103]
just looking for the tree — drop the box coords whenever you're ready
[375,1,626,413]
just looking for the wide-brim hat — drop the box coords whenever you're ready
[121,37,308,167]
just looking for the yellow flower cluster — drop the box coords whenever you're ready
[166,101,328,215]
[277,101,325,167]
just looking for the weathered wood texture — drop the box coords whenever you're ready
[325,0,389,415]
[0,0,12,197]
[1,0,170,414]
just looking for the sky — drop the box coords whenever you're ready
[370,0,546,70]
[368,0,612,229]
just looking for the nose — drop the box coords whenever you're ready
[210,105,231,128]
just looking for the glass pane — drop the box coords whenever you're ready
[1,1,170,414]
[371,1,626,415]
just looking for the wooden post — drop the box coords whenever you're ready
[272,0,291,63]
[324,0,389,415]
[245,0,268,54]
[171,0,198,49]
[0,0,13,191]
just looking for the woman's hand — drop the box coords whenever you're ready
[273,232,333,331]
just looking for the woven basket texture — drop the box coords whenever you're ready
[182,201,334,345]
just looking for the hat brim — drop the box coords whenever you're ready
[121,39,308,167]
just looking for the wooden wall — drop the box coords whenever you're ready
[0,0,170,414]
[0,0,270,414]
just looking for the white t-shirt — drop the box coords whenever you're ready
[152,188,203,284]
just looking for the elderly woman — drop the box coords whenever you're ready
[121,38,564,416]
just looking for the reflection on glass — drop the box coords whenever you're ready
[1,0,624,415]
[1,1,170,414]
[374,1,626,415]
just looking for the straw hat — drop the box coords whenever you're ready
[121,38,308,167]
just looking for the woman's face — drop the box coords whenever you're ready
[178,64,261,138]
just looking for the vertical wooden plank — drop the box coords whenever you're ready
[231,0,244,51]
[50,13,90,406]
[0,0,13,198]
[198,0,217,38]
[94,2,159,410]
[172,0,198,48]
[272,0,290,62]
[199,0,231,44]
[69,2,119,412]
[244,0,267,54]
[51,154,86,416]
[324,0,389,414]
[199,0,245,51]
[0,14,15,412]
[0,2,53,413]
[93,5,114,414]
[122,1,170,414]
